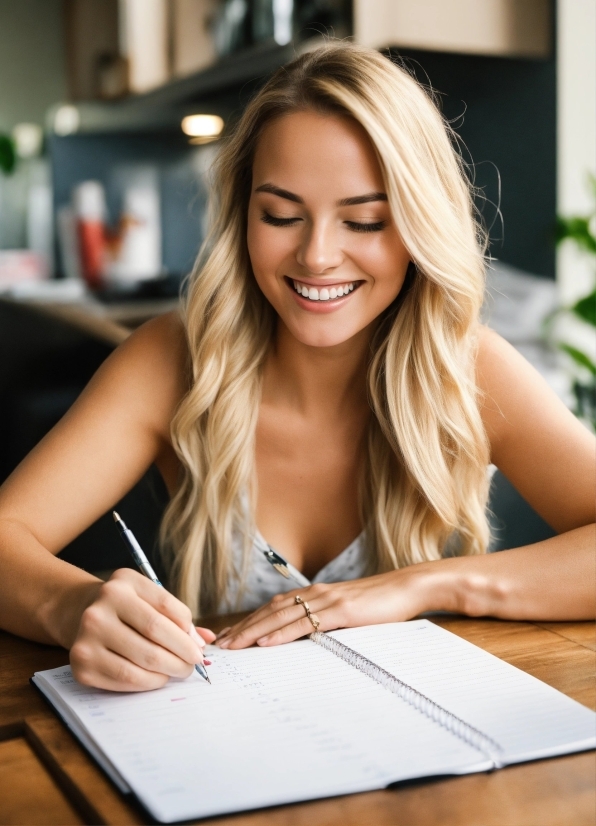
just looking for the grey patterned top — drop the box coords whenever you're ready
[218,529,369,613]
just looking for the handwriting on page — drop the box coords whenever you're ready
[45,638,480,822]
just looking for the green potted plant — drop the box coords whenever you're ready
[553,175,596,430]
[0,133,16,174]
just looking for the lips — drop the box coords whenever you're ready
[287,276,363,303]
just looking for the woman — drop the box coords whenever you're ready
[0,43,593,692]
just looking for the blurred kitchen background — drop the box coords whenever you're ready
[0,0,594,575]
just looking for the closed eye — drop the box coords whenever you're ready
[345,220,386,233]
[261,212,301,227]
[260,212,387,232]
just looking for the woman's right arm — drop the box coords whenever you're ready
[0,312,213,690]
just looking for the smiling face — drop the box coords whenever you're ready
[246,110,411,349]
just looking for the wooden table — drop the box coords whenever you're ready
[1,616,594,826]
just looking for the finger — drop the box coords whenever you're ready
[217,609,272,641]
[195,626,217,644]
[218,592,305,643]
[189,625,206,649]
[218,595,308,645]
[256,614,325,647]
[108,569,193,632]
[71,643,171,692]
[100,615,198,679]
[220,602,315,649]
[113,595,203,665]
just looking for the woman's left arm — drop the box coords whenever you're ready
[456,326,595,621]
[218,328,594,649]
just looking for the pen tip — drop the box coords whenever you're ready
[112,511,120,522]
[195,662,211,684]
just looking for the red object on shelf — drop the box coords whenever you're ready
[73,181,108,290]
[77,220,105,289]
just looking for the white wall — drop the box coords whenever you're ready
[557,0,596,305]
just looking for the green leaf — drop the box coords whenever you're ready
[560,343,596,375]
[571,290,596,326]
[0,134,15,174]
[555,216,596,253]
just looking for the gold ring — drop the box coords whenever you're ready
[294,595,310,616]
[308,613,320,631]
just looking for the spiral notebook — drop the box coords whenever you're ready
[32,620,595,823]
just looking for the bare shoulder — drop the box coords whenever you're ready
[96,310,189,440]
[118,310,187,377]
[474,322,580,446]
[474,325,595,532]
[474,325,535,437]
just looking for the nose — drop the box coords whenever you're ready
[296,219,344,274]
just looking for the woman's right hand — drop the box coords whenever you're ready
[70,568,215,692]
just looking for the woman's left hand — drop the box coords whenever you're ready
[216,566,440,649]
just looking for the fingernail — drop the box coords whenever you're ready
[215,626,231,641]
[218,638,231,649]
[256,636,269,646]
[203,659,212,666]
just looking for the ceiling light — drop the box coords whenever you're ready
[53,105,80,136]
[12,123,43,158]
[181,114,224,140]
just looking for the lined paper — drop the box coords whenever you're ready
[33,620,596,823]
[34,636,483,822]
[332,621,596,762]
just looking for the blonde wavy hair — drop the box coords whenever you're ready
[161,41,491,618]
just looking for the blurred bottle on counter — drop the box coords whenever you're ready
[72,180,107,290]
[105,167,162,285]
[69,169,162,291]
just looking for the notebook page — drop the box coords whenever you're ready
[34,637,486,823]
[331,621,596,763]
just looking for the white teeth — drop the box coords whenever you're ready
[293,281,356,300]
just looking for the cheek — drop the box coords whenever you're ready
[246,217,265,274]
[247,220,291,281]
[350,234,409,296]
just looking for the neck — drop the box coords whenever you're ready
[262,320,371,418]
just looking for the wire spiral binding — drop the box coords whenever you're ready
[310,631,504,768]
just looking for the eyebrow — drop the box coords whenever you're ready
[254,183,388,207]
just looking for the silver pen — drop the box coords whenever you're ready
[112,511,211,684]
[261,543,329,637]
[260,543,312,588]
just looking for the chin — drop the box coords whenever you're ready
[284,316,366,349]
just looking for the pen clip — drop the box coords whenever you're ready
[263,547,292,579]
